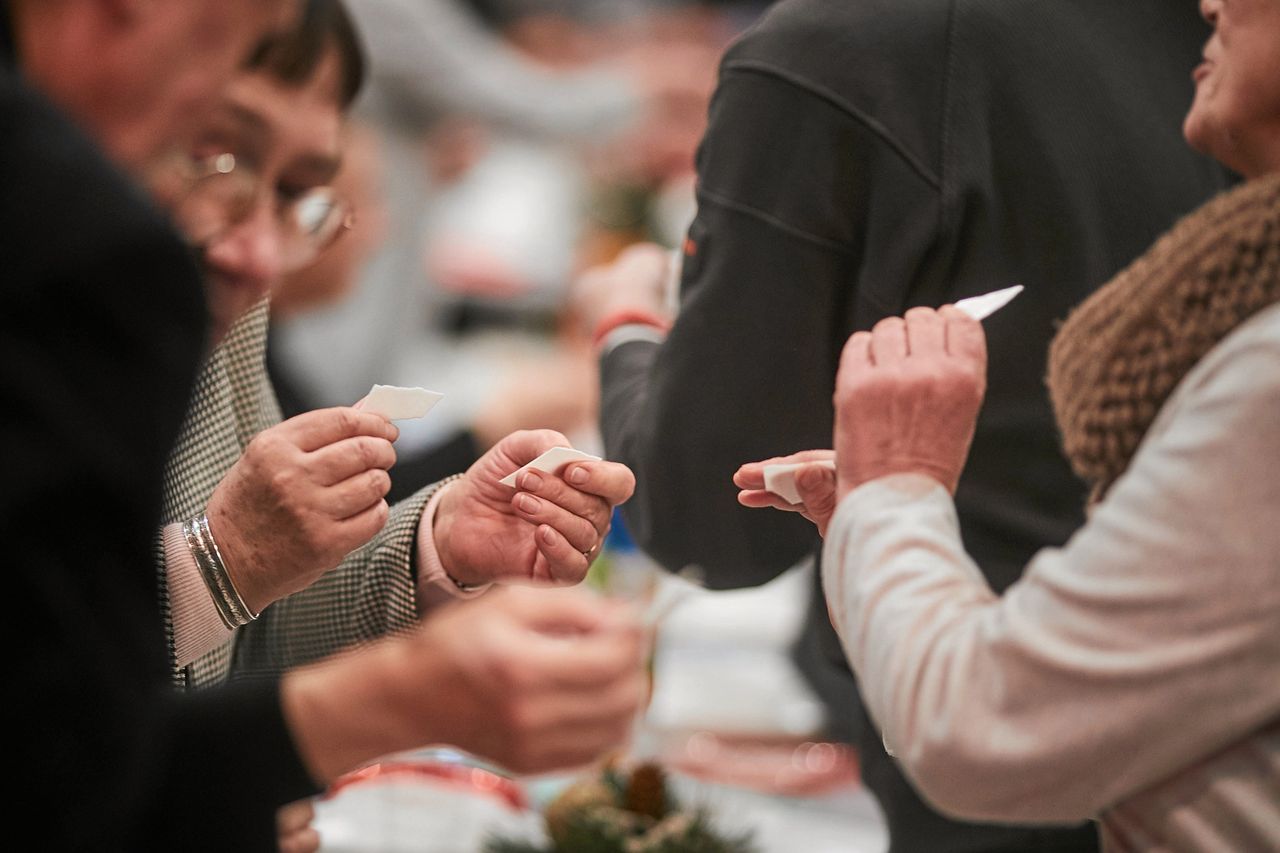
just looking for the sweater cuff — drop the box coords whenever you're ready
[415,480,491,613]
[163,522,233,667]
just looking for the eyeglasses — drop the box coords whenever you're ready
[149,149,354,274]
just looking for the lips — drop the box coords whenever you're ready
[1193,60,1214,83]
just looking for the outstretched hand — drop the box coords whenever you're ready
[433,430,636,587]
[282,585,648,781]
[735,450,839,537]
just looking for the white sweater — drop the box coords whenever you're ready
[823,303,1280,851]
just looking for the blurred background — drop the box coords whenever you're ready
[267,1,890,848]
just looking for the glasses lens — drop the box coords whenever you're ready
[280,189,352,271]
[173,154,259,246]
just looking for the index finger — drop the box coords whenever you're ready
[939,305,988,364]
[282,407,399,452]
[735,449,836,489]
[559,460,636,506]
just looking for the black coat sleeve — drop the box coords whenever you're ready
[599,64,939,589]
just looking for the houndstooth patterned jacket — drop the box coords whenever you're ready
[157,299,438,689]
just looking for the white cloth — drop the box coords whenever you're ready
[822,302,1280,850]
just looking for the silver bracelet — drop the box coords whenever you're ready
[183,513,258,629]
[432,473,489,593]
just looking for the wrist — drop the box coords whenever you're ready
[282,639,430,786]
[842,463,958,497]
[430,476,489,590]
[591,308,671,351]
[184,513,260,629]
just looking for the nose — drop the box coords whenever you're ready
[1200,0,1221,25]
[202,203,286,293]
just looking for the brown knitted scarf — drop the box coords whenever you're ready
[1048,173,1280,505]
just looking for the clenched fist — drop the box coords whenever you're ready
[834,306,987,499]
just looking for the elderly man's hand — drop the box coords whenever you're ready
[433,430,636,587]
[834,306,987,499]
[206,408,399,613]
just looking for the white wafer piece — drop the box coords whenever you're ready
[762,459,838,505]
[953,284,1024,321]
[360,385,444,420]
[498,446,602,487]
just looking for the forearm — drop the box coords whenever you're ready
[597,215,845,587]
[280,638,425,786]
[230,487,433,676]
[825,452,1280,823]
[348,0,639,140]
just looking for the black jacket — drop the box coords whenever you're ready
[1,11,317,849]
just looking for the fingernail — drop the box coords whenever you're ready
[520,470,543,491]
[518,494,541,514]
[569,467,589,485]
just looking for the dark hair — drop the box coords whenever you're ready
[245,0,366,109]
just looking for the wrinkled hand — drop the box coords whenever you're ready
[276,799,319,853]
[206,408,399,613]
[735,450,839,537]
[408,586,646,774]
[433,430,635,587]
[282,586,648,781]
[569,242,673,338]
[834,306,987,500]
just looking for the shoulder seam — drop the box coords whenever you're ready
[694,184,860,255]
[722,58,942,190]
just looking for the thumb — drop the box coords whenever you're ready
[795,464,838,536]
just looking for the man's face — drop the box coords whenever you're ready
[90,0,299,169]
[190,55,347,343]
[1184,0,1280,177]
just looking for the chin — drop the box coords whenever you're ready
[1182,107,1214,159]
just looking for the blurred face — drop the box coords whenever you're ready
[193,54,346,343]
[16,0,297,171]
[271,125,389,320]
[1184,0,1280,177]
[30,0,299,171]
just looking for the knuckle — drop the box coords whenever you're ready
[356,438,382,469]
[268,467,297,497]
[368,469,392,498]
[532,427,569,449]
[332,408,359,435]
[873,316,904,334]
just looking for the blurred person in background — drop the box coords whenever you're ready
[574,1,1235,851]
[745,3,1280,846]
[269,122,598,505]
[3,0,646,849]
[270,0,724,463]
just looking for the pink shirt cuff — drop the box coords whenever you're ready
[415,480,491,613]
[163,522,233,667]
